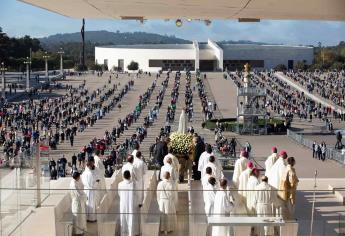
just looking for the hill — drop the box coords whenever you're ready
[39,30,191,46]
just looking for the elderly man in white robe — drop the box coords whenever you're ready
[163,152,179,172]
[254,176,278,236]
[238,161,254,204]
[232,150,249,187]
[197,144,213,174]
[133,151,147,205]
[246,168,260,215]
[157,171,177,234]
[266,150,288,190]
[265,147,279,172]
[160,157,178,205]
[81,156,101,222]
[118,170,140,236]
[70,172,87,235]
[212,179,234,236]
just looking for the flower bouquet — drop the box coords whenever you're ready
[169,132,193,157]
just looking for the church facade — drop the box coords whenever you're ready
[95,39,313,72]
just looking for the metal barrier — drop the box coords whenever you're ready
[287,129,345,165]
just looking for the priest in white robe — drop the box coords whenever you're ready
[203,155,224,180]
[163,152,179,172]
[118,170,140,236]
[246,168,260,215]
[198,144,213,174]
[237,161,254,204]
[266,150,288,189]
[254,176,278,236]
[81,157,101,222]
[160,157,178,205]
[157,171,177,234]
[131,143,140,159]
[212,179,233,236]
[265,147,279,172]
[70,172,87,234]
[94,149,105,174]
[133,151,147,205]
[232,150,249,187]
[94,150,107,199]
[122,155,137,182]
[202,167,216,188]
[204,177,217,216]
[177,109,187,134]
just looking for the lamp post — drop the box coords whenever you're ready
[0,62,7,99]
[57,48,64,76]
[43,52,50,83]
[24,57,31,92]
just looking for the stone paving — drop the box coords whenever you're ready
[3,71,345,235]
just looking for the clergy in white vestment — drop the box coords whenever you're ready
[197,144,213,173]
[157,172,177,234]
[254,176,278,236]
[238,161,254,203]
[118,170,140,236]
[212,179,233,236]
[204,177,217,217]
[81,157,101,222]
[163,152,179,172]
[202,167,216,188]
[70,172,87,235]
[131,143,140,159]
[133,151,147,205]
[94,150,105,174]
[203,155,224,180]
[160,157,178,205]
[266,150,288,189]
[122,155,137,182]
[177,109,187,134]
[232,150,249,187]
[94,150,107,199]
[246,168,260,215]
[265,147,279,172]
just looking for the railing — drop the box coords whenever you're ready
[287,129,345,165]
[238,87,266,96]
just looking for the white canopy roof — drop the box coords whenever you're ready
[19,0,345,21]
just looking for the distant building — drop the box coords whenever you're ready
[95,39,313,72]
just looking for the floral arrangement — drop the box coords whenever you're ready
[169,132,193,155]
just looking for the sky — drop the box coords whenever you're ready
[1,0,345,46]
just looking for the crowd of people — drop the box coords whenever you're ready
[0,77,133,167]
[286,71,345,109]
[6,69,304,236]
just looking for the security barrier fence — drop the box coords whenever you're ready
[287,129,345,165]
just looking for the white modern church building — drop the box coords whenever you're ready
[95,39,313,72]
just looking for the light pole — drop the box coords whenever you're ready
[57,48,64,76]
[43,52,50,83]
[0,62,7,99]
[24,57,31,92]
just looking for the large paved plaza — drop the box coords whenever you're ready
[1,71,345,236]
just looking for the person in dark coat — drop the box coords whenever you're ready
[192,134,205,180]
[154,137,169,175]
